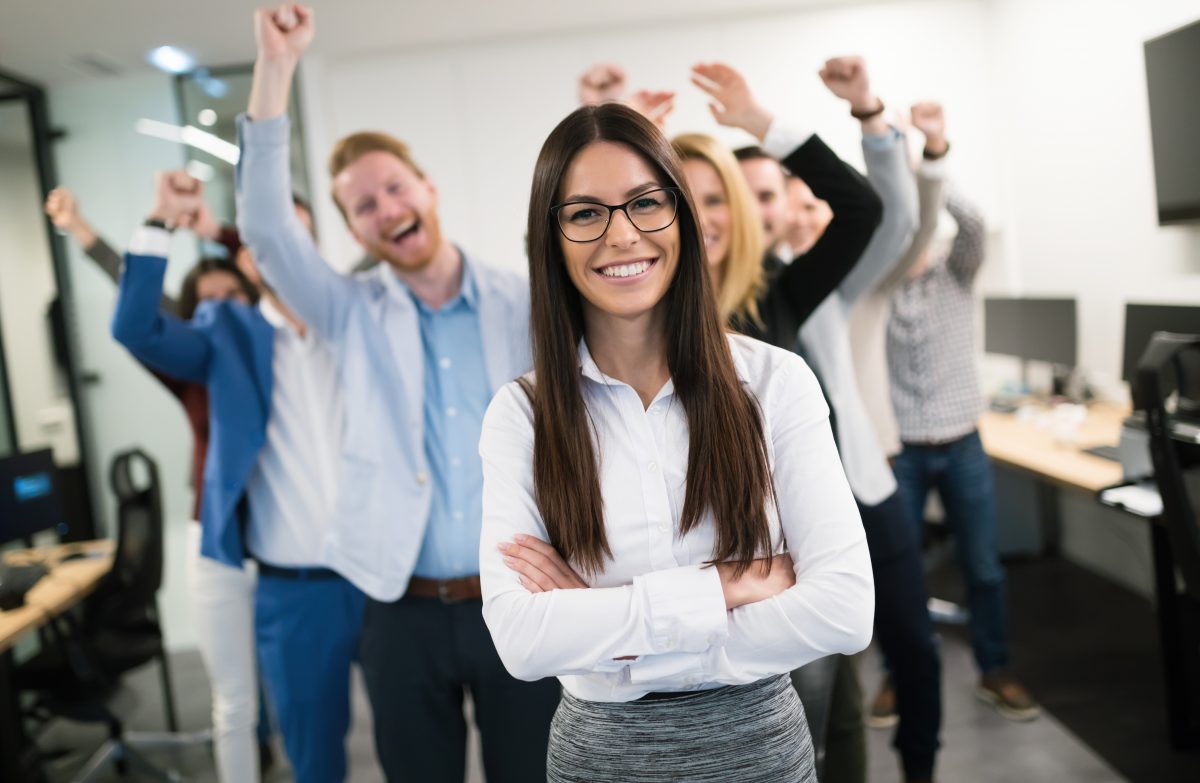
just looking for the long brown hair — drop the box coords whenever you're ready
[523,103,776,577]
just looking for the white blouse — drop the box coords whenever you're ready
[478,334,874,702]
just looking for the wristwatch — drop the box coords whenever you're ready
[922,141,951,161]
[143,217,172,231]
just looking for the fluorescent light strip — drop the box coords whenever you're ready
[134,118,240,165]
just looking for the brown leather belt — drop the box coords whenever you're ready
[405,575,482,603]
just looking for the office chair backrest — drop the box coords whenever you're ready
[1135,332,1200,604]
[92,448,165,626]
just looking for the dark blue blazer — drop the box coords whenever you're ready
[111,252,274,567]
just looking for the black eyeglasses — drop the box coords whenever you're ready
[550,187,681,243]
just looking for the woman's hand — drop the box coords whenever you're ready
[716,553,796,610]
[499,534,588,592]
[690,62,774,142]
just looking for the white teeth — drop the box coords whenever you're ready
[390,221,417,241]
[600,260,651,278]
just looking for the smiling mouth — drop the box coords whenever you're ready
[596,258,657,279]
[387,218,420,244]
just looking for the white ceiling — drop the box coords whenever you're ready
[0,0,874,87]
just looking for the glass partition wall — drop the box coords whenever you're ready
[0,69,95,539]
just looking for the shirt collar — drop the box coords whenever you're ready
[380,245,479,313]
[576,334,751,402]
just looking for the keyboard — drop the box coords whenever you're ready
[0,562,49,610]
[1082,444,1121,462]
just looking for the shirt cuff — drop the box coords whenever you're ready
[862,126,902,152]
[761,119,815,161]
[236,112,291,147]
[128,226,171,258]
[918,156,949,179]
[627,651,710,687]
[634,563,728,654]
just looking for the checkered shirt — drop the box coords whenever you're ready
[887,188,987,443]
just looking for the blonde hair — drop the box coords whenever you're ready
[327,131,425,223]
[671,133,765,327]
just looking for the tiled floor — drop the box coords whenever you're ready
[34,630,1130,783]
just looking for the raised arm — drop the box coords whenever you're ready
[943,187,986,286]
[110,173,214,383]
[690,62,882,328]
[238,3,355,340]
[773,136,882,325]
[48,186,189,315]
[819,56,918,305]
[875,102,949,295]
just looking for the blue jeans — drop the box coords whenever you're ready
[256,572,366,783]
[892,430,1010,673]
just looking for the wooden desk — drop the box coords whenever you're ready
[0,540,113,781]
[979,402,1127,493]
[0,540,114,654]
[982,403,1200,749]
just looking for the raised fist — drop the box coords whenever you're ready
[690,62,773,141]
[819,56,875,114]
[910,102,946,145]
[149,170,205,228]
[579,63,627,106]
[254,3,315,61]
[44,187,80,230]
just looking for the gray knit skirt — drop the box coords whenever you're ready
[546,674,817,782]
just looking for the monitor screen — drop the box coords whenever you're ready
[984,297,1077,366]
[1123,303,1200,382]
[1144,19,1200,224]
[0,449,67,545]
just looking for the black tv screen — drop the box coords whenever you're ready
[1144,19,1200,224]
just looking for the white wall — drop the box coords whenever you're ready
[986,0,1200,394]
[49,74,201,649]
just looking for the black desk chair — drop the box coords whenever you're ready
[18,448,205,781]
[1134,331,1200,748]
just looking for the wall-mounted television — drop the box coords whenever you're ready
[1144,19,1200,224]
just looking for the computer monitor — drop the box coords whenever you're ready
[984,297,1077,366]
[1122,303,1200,382]
[0,449,68,545]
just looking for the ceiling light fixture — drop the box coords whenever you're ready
[146,45,195,74]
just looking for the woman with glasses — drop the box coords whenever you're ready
[477,102,873,782]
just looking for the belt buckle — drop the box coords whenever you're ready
[437,580,462,604]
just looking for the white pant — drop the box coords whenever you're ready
[186,524,260,783]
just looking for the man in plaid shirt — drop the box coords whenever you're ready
[885,175,1041,723]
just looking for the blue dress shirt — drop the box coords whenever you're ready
[410,262,493,579]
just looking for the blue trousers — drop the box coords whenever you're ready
[892,430,1010,673]
[255,571,365,783]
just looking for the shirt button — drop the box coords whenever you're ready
[446,406,458,417]
[439,357,452,370]
[415,471,429,485]
[657,523,668,533]
[450,456,461,468]
[648,461,658,473]
[453,511,463,521]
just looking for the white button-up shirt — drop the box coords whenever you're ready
[479,334,874,702]
[244,299,343,567]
